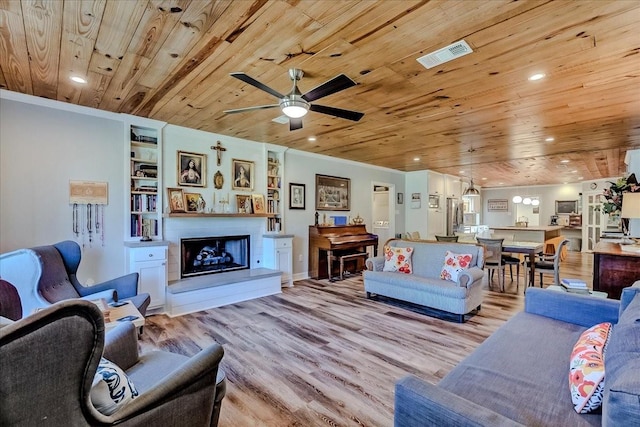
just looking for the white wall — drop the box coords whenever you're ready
[404,171,429,237]
[284,150,405,278]
[482,184,582,227]
[0,96,125,283]
[0,92,406,283]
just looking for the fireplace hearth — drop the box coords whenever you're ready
[181,235,250,278]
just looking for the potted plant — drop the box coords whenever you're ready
[602,173,639,234]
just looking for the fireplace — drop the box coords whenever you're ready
[181,235,250,278]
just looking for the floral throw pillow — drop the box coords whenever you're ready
[382,246,413,274]
[91,357,139,415]
[569,322,612,413]
[439,251,473,282]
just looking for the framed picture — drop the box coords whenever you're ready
[556,200,578,214]
[167,188,186,213]
[289,183,306,209]
[487,199,509,212]
[184,193,202,212]
[236,194,252,214]
[178,151,206,187]
[252,194,266,214]
[315,174,350,211]
[232,159,254,191]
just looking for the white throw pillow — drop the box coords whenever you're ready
[440,251,474,282]
[382,245,413,274]
[91,357,139,415]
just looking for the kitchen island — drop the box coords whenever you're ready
[490,225,564,243]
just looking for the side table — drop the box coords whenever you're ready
[546,285,608,299]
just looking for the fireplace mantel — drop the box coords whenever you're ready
[165,213,274,218]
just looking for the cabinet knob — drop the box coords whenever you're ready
[148,254,154,258]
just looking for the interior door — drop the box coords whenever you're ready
[584,192,604,251]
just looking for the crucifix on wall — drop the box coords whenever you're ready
[211,141,226,166]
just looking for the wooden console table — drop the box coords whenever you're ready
[593,241,640,300]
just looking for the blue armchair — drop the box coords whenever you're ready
[0,240,150,317]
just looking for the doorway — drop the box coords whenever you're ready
[372,182,396,254]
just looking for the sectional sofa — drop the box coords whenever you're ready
[395,284,640,426]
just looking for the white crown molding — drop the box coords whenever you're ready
[1,89,122,121]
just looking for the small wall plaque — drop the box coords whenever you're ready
[69,181,108,205]
[487,199,508,212]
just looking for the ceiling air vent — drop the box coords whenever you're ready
[417,40,473,69]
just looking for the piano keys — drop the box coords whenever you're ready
[309,224,378,280]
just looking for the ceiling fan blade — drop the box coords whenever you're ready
[223,104,280,114]
[310,104,364,121]
[230,72,285,99]
[302,74,357,102]
[289,118,303,131]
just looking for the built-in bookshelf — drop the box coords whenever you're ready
[266,149,282,232]
[125,118,165,241]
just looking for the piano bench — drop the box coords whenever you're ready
[331,252,369,281]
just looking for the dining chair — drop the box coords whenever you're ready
[491,233,521,290]
[525,239,570,287]
[476,238,506,292]
[435,235,459,242]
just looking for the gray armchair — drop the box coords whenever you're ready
[0,300,225,426]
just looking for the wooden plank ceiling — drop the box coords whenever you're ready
[1,0,639,188]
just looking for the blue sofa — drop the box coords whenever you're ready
[394,284,640,426]
[364,239,485,322]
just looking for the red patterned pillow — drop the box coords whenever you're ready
[382,246,413,274]
[439,251,473,282]
[569,322,612,413]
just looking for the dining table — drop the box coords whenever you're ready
[502,241,544,286]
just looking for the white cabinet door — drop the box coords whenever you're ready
[445,175,461,199]
[136,259,167,308]
[276,246,292,286]
[126,244,168,310]
[428,171,444,195]
[263,236,293,287]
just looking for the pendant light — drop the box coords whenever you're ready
[463,146,480,197]
[463,179,480,197]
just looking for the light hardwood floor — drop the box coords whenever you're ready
[139,251,593,427]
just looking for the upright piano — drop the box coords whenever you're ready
[309,224,379,280]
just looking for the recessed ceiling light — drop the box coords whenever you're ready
[572,170,578,173]
[70,75,87,84]
[560,159,570,163]
[413,157,420,161]
[307,136,316,142]
[481,177,487,180]
[528,73,546,81]
[459,170,465,174]
[578,176,584,180]
[545,137,554,142]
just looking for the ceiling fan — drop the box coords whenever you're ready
[223,68,364,131]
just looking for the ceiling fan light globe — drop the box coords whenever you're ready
[280,98,310,118]
[512,196,523,204]
[523,197,532,205]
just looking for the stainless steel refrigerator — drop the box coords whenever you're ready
[446,198,463,236]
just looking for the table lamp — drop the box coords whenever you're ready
[620,192,640,244]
